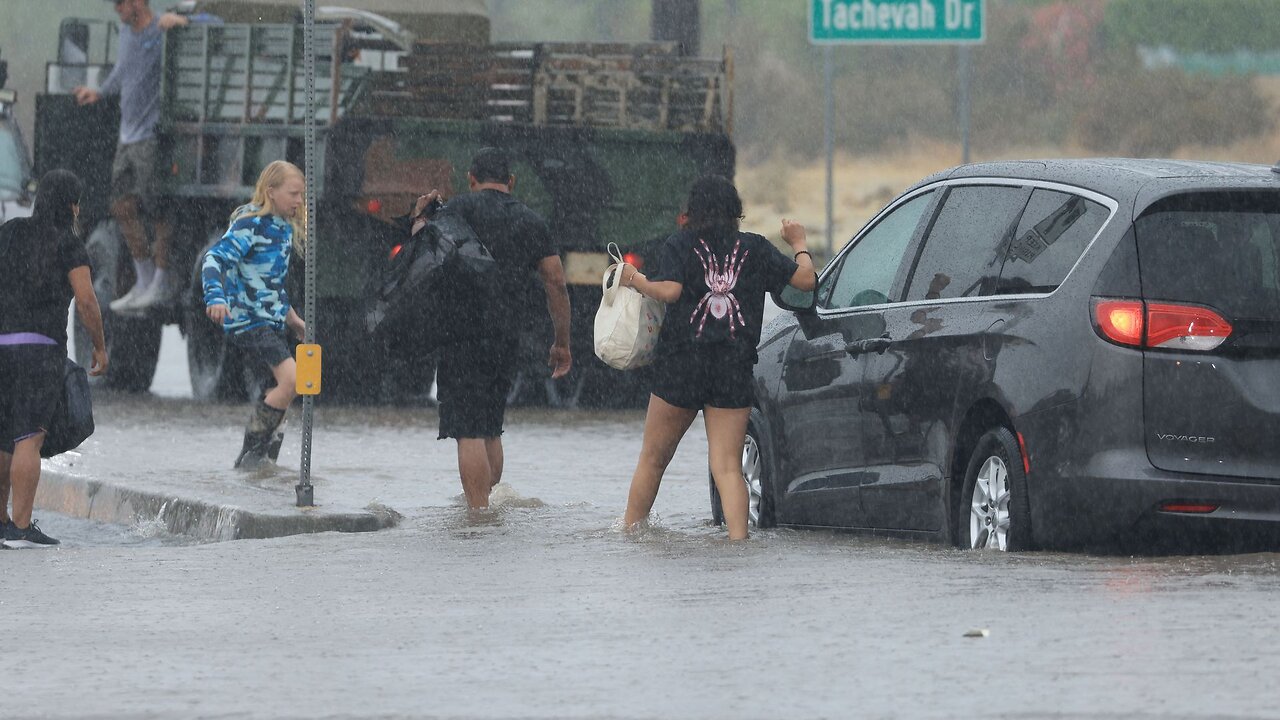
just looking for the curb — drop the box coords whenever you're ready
[35,470,401,542]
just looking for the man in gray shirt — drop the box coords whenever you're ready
[73,0,213,311]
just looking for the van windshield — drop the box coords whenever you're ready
[1135,192,1280,323]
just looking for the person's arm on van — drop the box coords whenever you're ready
[781,219,817,292]
[538,255,573,379]
[622,267,682,304]
[69,266,109,377]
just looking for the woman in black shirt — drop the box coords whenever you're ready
[619,176,816,540]
[0,169,108,549]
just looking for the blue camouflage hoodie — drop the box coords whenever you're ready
[202,205,293,334]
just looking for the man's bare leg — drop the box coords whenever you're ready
[457,438,493,509]
[131,215,175,308]
[110,195,154,309]
[485,437,503,488]
[151,217,173,272]
[9,434,46,529]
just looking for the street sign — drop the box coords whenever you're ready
[811,0,984,44]
[810,0,985,255]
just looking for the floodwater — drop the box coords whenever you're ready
[7,330,1280,718]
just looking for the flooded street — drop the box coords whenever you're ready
[7,376,1280,719]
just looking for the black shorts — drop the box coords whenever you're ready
[230,326,292,376]
[0,344,65,453]
[652,345,756,410]
[436,340,516,440]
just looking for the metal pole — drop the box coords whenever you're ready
[958,45,972,165]
[823,45,834,258]
[297,0,317,507]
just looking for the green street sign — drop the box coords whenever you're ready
[811,0,985,43]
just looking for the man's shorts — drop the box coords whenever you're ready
[652,344,756,411]
[110,138,161,210]
[436,340,516,440]
[0,345,64,454]
[230,325,293,378]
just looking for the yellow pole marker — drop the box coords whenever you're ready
[296,344,322,396]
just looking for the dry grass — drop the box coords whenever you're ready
[739,122,1280,259]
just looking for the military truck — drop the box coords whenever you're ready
[34,0,734,405]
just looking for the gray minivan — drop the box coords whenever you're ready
[718,159,1280,552]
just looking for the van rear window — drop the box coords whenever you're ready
[1136,192,1280,321]
[997,189,1108,294]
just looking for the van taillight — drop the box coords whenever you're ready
[1146,303,1233,351]
[1095,300,1145,347]
[1093,299,1233,351]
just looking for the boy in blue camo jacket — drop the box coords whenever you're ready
[202,161,307,468]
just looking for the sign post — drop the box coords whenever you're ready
[809,0,985,252]
[297,0,319,508]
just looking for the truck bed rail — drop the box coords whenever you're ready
[367,41,732,133]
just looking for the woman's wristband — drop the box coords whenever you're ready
[794,250,812,260]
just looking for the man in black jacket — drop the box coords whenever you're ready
[413,148,571,509]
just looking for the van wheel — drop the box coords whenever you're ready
[74,220,161,393]
[710,409,776,529]
[958,427,1033,551]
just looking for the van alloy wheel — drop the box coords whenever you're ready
[969,456,1011,550]
[743,434,764,527]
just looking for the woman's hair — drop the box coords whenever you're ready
[237,160,307,254]
[31,169,83,234]
[684,175,743,243]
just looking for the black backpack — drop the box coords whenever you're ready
[366,205,498,352]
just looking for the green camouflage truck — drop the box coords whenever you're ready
[34,0,733,405]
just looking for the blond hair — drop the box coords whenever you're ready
[240,160,307,255]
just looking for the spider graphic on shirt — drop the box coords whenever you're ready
[691,237,749,338]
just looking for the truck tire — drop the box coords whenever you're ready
[185,234,256,402]
[73,220,162,393]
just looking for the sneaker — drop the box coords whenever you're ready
[3,520,61,549]
[108,283,147,313]
[127,273,177,311]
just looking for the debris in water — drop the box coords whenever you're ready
[964,628,990,638]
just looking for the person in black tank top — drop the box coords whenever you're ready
[617,176,816,540]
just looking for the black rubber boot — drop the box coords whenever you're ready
[266,418,286,462]
[234,401,287,469]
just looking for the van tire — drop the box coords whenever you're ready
[958,427,1034,551]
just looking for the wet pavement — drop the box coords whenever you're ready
[6,380,1280,718]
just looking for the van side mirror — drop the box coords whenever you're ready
[772,284,817,314]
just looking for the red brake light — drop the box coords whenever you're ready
[1146,303,1233,351]
[1159,503,1218,514]
[367,199,383,214]
[1093,299,1232,351]
[1094,300,1145,347]
[389,244,403,259]
[623,252,643,270]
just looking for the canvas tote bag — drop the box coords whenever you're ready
[593,243,665,370]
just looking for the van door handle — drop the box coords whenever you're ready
[845,335,893,356]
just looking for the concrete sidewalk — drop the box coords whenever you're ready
[35,468,400,541]
[31,393,651,542]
